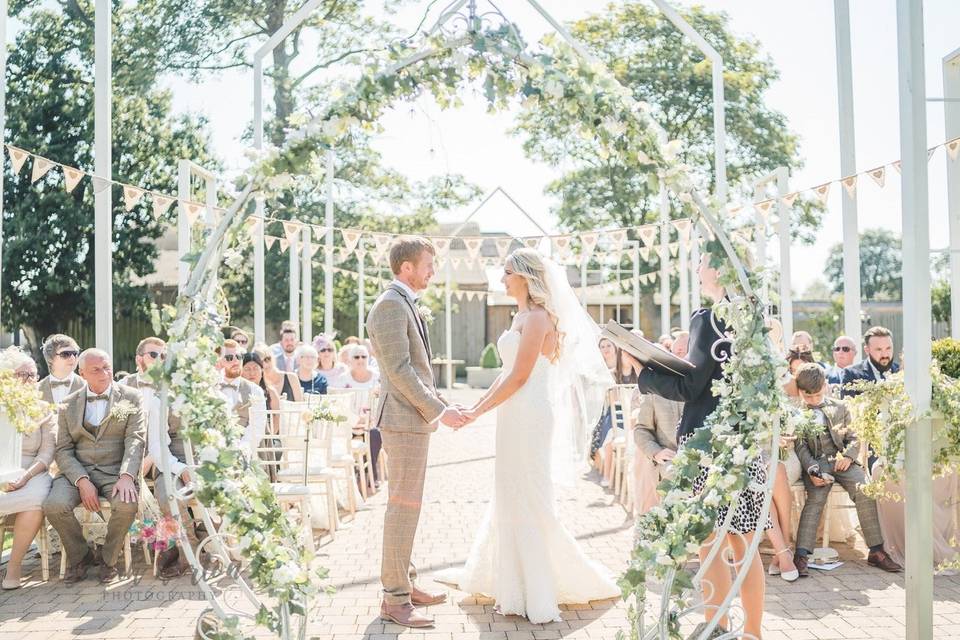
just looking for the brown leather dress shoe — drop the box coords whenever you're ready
[380,602,434,628]
[99,564,119,584]
[63,550,96,585]
[411,586,447,606]
[867,549,903,572]
[793,552,809,577]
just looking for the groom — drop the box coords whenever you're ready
[367,236,467,628]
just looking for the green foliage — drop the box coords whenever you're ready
[2,1,215,345]
[932,279,951,324]
[933,338,960,379]
[479,343,501,369]
[825,228,902,301]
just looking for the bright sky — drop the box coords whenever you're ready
[12,1,960,295]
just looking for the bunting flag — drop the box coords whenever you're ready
[841,175,858,198]
[868,166,886,188]
[31,157,54,183]
[495,237,513,259]
[672,219,692,242]
[264,235,278,250]
[123,185,145,211]
[279,238,290,253]
[341,229,363,254]
[433,237,451,256]
[311,244,323,258]
[552,235,572,259]
[451,257,462,270]
[639,246,651,262]
[755,200,774,217]
[606,229,627,251]
[152,194,174,218]
[580,231,599,257]
[184,201,204,224]
[524,236,542,249]
[336,247,352,262]
[892,160,902,174]
[282,220,302,244]
[7,146,29,174]
[91,176,111,194]
[244,216,260,233]
[63,166,85,193]
[464,237,484,260]
[948,140,960,161]
[781,191,800,208]
[669,242,680,258]
[929,148,937,162]
[372,233,392,254]
[638,225,658,248]
[813,182,831,205]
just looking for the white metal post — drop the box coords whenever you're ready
[690,224,701,310]
[896,2,933,638]
[944,48,960,337]
[835,0,863,357]
[177,161,191,293]
[776,167,793,340]
[324,149,335,335]
[658,184,670,337]
[0,1,6,333]
[753,185,769,306]
[289,235,299,326]
[357,248,366,339]
[678,228,690,330]
[301,225,312,344]
[444,261,453,391]
[94,0,112,353]
[252,58,266,344]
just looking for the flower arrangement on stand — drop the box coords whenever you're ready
[129,515,182,553]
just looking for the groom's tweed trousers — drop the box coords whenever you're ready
[367,283,445,605]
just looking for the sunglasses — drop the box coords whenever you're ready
[56,350,80,359]
[14,371,38,382]
[353,355,368,360]
[145,350,166,360]
[222,354,240,362]
[234,337,249,344]
[319,347,334,353]
[833,346,853,353]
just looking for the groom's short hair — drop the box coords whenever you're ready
[390,237,435,275]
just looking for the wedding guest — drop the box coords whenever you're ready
[38,334,84,404]
[257,344,303,402]
[339,336,362,366]
[825,335,857,384]
[589,338,621,471]
[626,254,767,639]
[0,348,54,590]
[294,345,328,395]
[364,338,380,372]
[242,352,281,438]
[119,338,198,578]
[313,335,347,388]
[43,349,146,584]
[340,345,380,390]
[632,390,681,514]
[657,334,674,351]
[783,346,815,398]
[231,329,251,353]
[216,340,268,454]
[273,323,300,372]
[840,326,899,398]
[792,363,902,574]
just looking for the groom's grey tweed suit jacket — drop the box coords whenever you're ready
[366,285,445,433]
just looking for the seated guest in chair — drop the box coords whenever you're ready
[121,337,198,579]
[38,334,85,404]
[216,340,268,455]
[792,363,902,576]
[43,349,146,584]
[295,345,328,395]
[0,348,55,590]
[840,326,899,397]
[825,335,857,385]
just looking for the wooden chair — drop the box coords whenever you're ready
[58,499,133,579]
[310,392,376,500]
[254,432,318,553]
[610,385,636,504]
[0,514,50,582]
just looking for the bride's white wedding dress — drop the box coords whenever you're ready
[437,329,620,623]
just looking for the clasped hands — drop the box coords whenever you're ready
[440,404,481,430]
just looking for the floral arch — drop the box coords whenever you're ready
[152,3,790,639]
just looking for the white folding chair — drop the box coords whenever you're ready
[254,432,317,553]
[0,514,50,582]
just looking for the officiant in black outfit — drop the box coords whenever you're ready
[622,253,766,640]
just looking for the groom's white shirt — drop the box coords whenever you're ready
[389,279,419,301]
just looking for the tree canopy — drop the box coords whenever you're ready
[825,228,902,301]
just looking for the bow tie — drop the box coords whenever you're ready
[50,380,72,388]
[87,394,109,402]
[219,382,239,390]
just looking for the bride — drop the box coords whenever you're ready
[437,248,620,623]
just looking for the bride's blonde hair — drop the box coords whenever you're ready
[505,249,564,362]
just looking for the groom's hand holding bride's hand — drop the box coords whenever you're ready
[440,406,468,429]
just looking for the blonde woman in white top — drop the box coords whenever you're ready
[339,344,380,390]
[313,335,348,388]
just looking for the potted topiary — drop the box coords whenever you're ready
[466,343,503,388]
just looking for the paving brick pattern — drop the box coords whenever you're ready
[2,389,959,639]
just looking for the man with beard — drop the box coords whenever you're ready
[840,326,900,398]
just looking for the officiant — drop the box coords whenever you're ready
[622,253,766,640]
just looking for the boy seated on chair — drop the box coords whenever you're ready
[791,363,901,576]
[43,349,146,585]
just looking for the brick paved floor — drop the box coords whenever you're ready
[2,389,960,639]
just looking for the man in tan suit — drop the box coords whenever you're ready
[43,349,146,584]
[37,333,85,404]
[367,237,467,628]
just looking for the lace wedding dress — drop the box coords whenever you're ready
[437,330,620,623]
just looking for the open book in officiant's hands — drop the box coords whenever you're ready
[600,321,696,377]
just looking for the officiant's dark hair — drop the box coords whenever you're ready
[390,236,435,275]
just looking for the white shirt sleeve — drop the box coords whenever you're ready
[146,391,187,477]
[241,385,268,455]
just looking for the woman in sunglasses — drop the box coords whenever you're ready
[340,344,380,390]
[257,344,303,402]
[313,335,347,389]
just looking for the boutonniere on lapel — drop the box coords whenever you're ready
[418,305,435,325]
[109,400,137,422]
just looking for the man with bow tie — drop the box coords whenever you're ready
[37,333,85,404]
[43,349,146,584]
[216,339,267,455]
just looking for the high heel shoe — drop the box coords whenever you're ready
[770,548,799,582]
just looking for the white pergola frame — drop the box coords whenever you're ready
[177,160,221,292]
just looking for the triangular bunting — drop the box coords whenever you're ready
[552,236,572,258]
[433,237,451,257]
[62,166,85,193]
[813,182,831,205]
[947,139,960,161]
[31,157,54,183]
[672,219,692,242]
[122,185,145,211]
[524,237,542,249]
[755,200,774,216]
[7,146,29,174]
[337,247,351,262]
[264,236,277,250]
[372,233,392,253]
[607,229,627,251]
[669,242,680,258]
[637,225,657,248]
[463,237,484,260]
[244,216,261,233]
[341,229,363,253]
[279,238,290,253]
[282,220,302,244]
[892,160,902,174]
[451,257,462,269]
[639,246,651,262]
[580,232,599,258]
[495,237,513,259]
[311,244,322,258]
[868,166,886,188]
[780,192,800,208]
[151,194,174,218]
[928,147,937,162]
[184,201,204,224]
[841,175,857,198]
[91,176,111,194]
